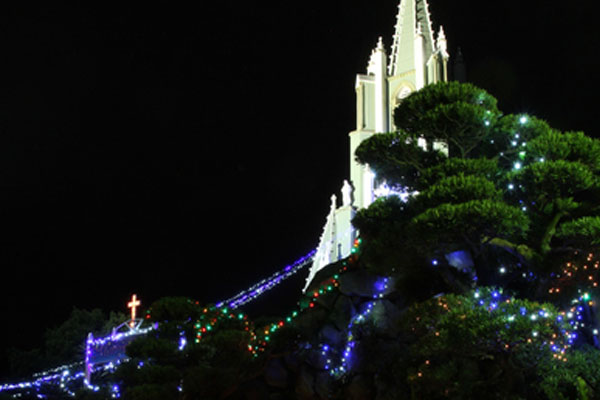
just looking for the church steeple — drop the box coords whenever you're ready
[389,0,436,77]
[305,0,452,291]
[349,0,450,210]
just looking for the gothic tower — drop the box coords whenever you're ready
[350,0,449,210]
[304,0,449,290]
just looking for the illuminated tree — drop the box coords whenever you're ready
[397,289,598,399]
[354,82,600,349]
[116,297,263,400]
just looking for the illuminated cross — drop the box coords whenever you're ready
[128,294,141,328]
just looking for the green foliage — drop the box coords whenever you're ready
[493,114,555,168]
[527,130,600,171]
[352,195,411,239]
[182,365,240,400]
[126,337,178,363]
[74,387,114,400]
[355,81,600,304]
[117,297,268,399]
[400,289,571,399]
[350,81,600,398]
[538,345,600,400]
[352,196,414,273]
[412,174,502,212]
[120,383,179,400]
[418,157,499,189]
[513,160,597,200]
[44,308,106,365]
[354,131,445,190]
[556,216,600,246]
[146,297,199,323]
[394,82,501,159]
[7,308,126,378]
[411,200,529,251]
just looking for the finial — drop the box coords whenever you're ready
[377,36,385,50]
[438,25,446,40]
[330,194,337,211]
[436,25,448,56]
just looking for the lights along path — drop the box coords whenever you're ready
[0,249,317,397]
[216,249,317,310]
[3,247,597,396]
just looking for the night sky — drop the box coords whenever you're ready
[1,1,598,376]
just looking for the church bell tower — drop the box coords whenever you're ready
[305,0,450,290]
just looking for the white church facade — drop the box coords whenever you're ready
[304,0,450,291]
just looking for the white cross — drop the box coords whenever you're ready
[128,294,141,327]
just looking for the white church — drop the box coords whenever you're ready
[304,0,451,290]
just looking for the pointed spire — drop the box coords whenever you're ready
[389,0,436,76]
[330,194,337,211]
[436,25,449,58]
[438,25,446,42]
[367,37,387,76]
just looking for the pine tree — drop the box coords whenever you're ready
[354,81,600,343]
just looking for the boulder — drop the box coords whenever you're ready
[295,365,316,400]
[265,357,289,389]
[315,371,334,399]
[314,290,338,310]
[318,324,343,348]
[236,379,270,400]
[375,373,404,400]
[305,261,343,294]
[284,352,302,373]
[331,295,356,331]
[338,270,393,299]
[371,300,402,337]
[295,308,329,337]
[306,347,327,370]
[344,374,374,400]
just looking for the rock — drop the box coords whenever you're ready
[269,393,295,400]
[344,374,374,400]
[284,352,302,373]
[318,324,343,348]
[371,300,402,337]
[331,295,356,331]
[305,261,343,294]
[315,371,334,399]
[265,357,289,389]
[445,250,474,271]
[338,270,393,299]
[362,340,408,377]
[236,379,270,400]
[306,347,327,370]
[375,373,403,400]
[295,308,329,337]
[315,290,338,310]
[295,365,316,400]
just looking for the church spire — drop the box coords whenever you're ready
[389,0,436,77]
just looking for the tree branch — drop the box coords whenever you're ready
[539,211,567,255]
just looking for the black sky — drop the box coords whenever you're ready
[1,1,598,376]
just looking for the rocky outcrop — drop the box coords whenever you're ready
[229,263,408,399]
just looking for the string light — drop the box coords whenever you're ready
[2,250,318,397]
[216,249,317,310]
